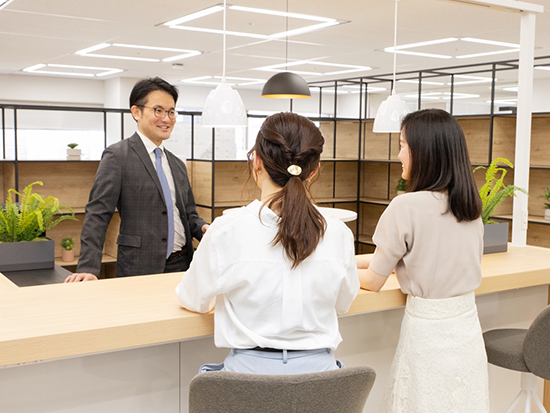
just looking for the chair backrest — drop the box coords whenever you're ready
[523,305,550,380]
[189,365,376,413]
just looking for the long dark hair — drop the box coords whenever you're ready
[400,109,482,222]
[247,112,326,268]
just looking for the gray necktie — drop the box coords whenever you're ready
[154,148,174,258]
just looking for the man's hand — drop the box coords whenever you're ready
[201,224,210,235]
[64,273,98,283]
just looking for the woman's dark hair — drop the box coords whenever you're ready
[400,108,482,222]
[129,77,178,108]
[247,112,326,268]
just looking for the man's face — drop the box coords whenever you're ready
[132,90,176,146]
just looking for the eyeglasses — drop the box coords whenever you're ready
[139,105,178,120]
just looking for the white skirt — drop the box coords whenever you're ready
[383,291,489,413]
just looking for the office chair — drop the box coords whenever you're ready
[189,365,376,413]
[484,305,550,413]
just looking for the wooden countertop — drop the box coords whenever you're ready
[1,245,549,368]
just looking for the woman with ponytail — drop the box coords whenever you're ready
[176,112,359,375]
[357,109,488,412]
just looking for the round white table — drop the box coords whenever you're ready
[223,206,357,222]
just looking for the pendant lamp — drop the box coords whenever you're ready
[373,0,409,133]
[261,0,311,99]
[202,0,247,127]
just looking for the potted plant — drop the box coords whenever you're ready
[396,177,407,196]
[60,237,75,262]
[474,157,528,254]
[67,143,81,160]
[542,187,550,221]
[0,181,77,271]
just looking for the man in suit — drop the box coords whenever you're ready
[65,77,208,282]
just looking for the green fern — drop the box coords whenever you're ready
[474,158,528,224]
[0,181,77,243]
[541,187,550,209]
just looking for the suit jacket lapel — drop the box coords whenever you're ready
[128,133,167,207]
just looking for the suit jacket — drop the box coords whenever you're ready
[77,133,207,277]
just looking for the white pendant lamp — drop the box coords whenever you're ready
[373,0,409,133]
[202,0,247,128]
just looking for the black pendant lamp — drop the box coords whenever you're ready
[261,72,311,99]
[261,0,311,100]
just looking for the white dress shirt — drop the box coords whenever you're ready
[176,200,359,350]
[137,131,186,251]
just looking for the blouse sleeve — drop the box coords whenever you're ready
[175,225,221,313]
[369,199,411,276]
[335,229,360,315]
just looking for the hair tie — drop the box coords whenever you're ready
[287,165,302,176]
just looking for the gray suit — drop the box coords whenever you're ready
[77,133,207,277]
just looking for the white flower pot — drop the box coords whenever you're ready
[67,148,81,155]
[545,209,550,221]
[396,190,406,196]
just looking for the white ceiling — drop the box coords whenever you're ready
[0,0,549,95]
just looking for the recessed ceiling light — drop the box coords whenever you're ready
[503,86,519,92]
[460,37,520,48]
[398,79,445,86]
[489,98,518,104]
[164,5,345,40]
[0,0,16,10]
[535,66,550,71]
[391,50,453,59]
[447,75,495,85]
[213,75,266,86]
[255,60,371,77]
[182,76,236,86]
[23,63,123,77]
[456,48,519,59]
[389,37,459,51]
[75,43,201,62]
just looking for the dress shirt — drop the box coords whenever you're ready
[137,131,186,251]
[176,200,359,350]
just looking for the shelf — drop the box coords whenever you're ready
[357,234,374,245]
[493,215,550,226]
[359,197,391,206]
[56,253,117,267]
[316,197,357,204]
[361,159,401,163]
[320,158,360,162]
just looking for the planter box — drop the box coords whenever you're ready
[0,238,55,271]
[483,222,509,254]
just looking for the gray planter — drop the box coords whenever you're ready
[0,238,55,271]
[483,222,509,254]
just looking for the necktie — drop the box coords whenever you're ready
[154,148,174,258]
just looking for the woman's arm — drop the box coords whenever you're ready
[358,267,389,292]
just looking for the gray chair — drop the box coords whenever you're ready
[188,366,376,413]
[484,305,550,413]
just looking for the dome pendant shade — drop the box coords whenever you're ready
[261,72,311,99]
[372,91,410,133]
[202,82,248,128]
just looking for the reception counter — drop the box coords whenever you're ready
[1,245,550,412]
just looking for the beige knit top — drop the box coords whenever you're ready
[369,191,484,299]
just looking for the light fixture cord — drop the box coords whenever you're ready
[392,0,399,94]
[286,0,289,71]
[222,0,227,81]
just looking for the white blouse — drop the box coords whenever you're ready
[176,200,359,350]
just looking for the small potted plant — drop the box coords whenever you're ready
[396,177,407,196]
[474,157,528,254]
[541,187,550,221]
[60,237,75,262]
[67,143,81,160]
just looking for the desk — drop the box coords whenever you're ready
[0,245,549,413]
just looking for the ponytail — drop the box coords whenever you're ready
[248,112,326,268]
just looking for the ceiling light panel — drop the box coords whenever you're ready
[384,37,521,60]
[254,60,371,77]
[23,63,123,77]
[75,43,201,62]
[164,4,346,40]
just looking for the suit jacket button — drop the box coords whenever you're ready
[161,238,167,243]
[162,211,167,215]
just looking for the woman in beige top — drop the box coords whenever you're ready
[357,109,489,413]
